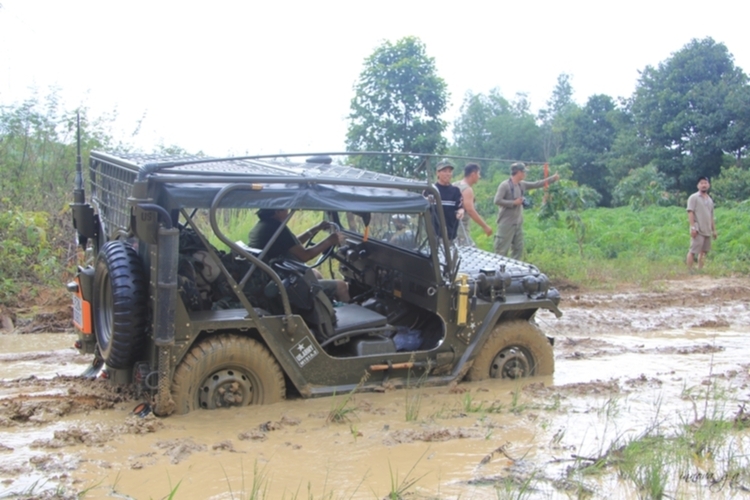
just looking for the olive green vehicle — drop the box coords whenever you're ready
[69,151,562,416]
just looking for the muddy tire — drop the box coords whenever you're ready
[172,334,286,414]
[466,320,554,381]
[93,241,148,369]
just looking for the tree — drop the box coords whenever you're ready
[0,89,116,212]
[712,165,750,203]
[631,38,750,191]
[346,37,448,178]
[721,83,750,164]
[557,94,623,205]
[602,104,654,191]
[452,88,542,163]
[539,73,577,160]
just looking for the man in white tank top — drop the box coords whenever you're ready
[453,163,493,247]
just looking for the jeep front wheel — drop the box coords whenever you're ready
[466,320,554,381]
[171,334,286,414]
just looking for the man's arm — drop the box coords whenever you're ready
[494,181,517,208]
[455,187,465,220]
[287,231,343,262]
[463,186,492,235]
[297,221,333,245]
[521,173,560,191]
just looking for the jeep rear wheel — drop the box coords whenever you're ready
[93,241,148,369]
[171,334,286,414]
[466,320,554,381]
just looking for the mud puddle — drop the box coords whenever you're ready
[0,277,749,499]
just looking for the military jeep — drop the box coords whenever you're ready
[69,151,562,415]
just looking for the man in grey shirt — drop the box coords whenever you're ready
[686,176,717,271]
[493,162,559,260]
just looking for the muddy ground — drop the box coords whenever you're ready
[0,276,749,499]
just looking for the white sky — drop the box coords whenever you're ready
[1,0,749,156]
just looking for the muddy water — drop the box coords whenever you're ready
[1,277,749,499]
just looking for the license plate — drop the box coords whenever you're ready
[72,294,83,328]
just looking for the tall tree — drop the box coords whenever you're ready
[559,94,623,205]
[452,88,542,163]
[631,38,750,191]
[539,73,577,160]
[346,37,448,178]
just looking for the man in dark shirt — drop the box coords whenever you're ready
[248,209,349,301]
[432,160,464,241]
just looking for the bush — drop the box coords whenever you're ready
[711,165,750,203]
[612,164,677,209]
[0,204,68,306]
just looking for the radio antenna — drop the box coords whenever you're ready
[73,112,85,204]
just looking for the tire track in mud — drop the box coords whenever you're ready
[0,376,137,426]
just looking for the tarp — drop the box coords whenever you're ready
[158,181,431,214]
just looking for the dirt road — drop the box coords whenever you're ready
[1,276,749,499]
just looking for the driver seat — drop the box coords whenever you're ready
[271,260,392,346]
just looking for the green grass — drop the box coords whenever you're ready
[461,392,504,414]
[559,373,750,498]
[384,449,430,500]
[469,204,750,288]
[326,372,369,424]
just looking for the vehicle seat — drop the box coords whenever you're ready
[333,303,387,334]
[272,259,392,346]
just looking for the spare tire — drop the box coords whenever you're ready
[93,240,148,369]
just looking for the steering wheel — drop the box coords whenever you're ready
[305,221,340,268]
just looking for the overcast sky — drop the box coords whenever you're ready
[1,1,749,156]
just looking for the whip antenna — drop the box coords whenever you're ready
[73,112,85,204]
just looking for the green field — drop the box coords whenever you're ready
[468,204,750,288]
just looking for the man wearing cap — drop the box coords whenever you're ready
[248,209,349,302]
[493,162,559,260]
[686,176,717,271]
[433,160,464,241]
[454,163,493,246]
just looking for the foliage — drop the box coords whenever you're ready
[555,94,624,206]
[346,37,448,178]
[631,37,750,191]
[602,113,653,195]
[612,164,677,209]
[452,88,543,162]
[539,73,577,160]
[0,204,67,306]
[449,40,750,207]
[326,372,368,424]
[519,205,750,286]
[0,89,202,306]
[0,89,116,213]
[536,179,599,257]
[711,165,750,203]
[466,196,750,287]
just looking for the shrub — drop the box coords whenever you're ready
[711,165,750,203]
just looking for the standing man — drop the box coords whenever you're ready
[686,176,717,271]
[454,163,493,247]
[433,160,464,241]
[493,162,559,260]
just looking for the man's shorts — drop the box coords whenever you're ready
[690,234,712,255]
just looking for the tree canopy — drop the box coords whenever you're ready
[346,36,448,178]
[450,38,750,206]
[452,89,542,162]
[631,37,750,191]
